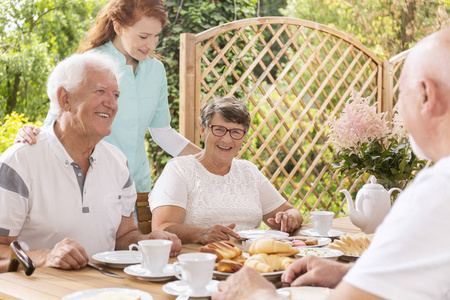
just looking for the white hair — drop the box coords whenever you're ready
[47,53,121,119]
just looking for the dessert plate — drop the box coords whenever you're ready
[299,229,344,238]
[62,288,152,300]
[237,229,289,240]
[92,250,141,268]
[162,280,219,298]
[124,263,176,282]
[282,236,332,248]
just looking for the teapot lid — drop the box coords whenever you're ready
[362,176,385,190]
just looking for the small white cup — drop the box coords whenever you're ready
[128,239,172,275]
[173,253,216,295]
[310,211,334,236]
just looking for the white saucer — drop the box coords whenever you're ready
[162,280,219,298]
[62,288,152,300]
[124,263,175,282]
[92,250,141,268]
[299,229,344,238]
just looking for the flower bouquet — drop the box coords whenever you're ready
[328,91,426,189]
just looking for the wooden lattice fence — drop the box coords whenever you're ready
[179,17,409,222]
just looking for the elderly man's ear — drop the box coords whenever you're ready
[57,86,71,112]
[420,78,441,116]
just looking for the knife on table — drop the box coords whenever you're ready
[87,262,123,279]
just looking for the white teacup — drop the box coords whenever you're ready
[310,211,334,236]
[173,253,216,295]
[128,239,172,275]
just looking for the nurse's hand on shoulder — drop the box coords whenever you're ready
[14,125,40,145]
[45,238,89,270]
[148,230,182,257]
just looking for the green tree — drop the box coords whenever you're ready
[0,112,43,154]
[281,0,450,58]
[0,0,107,120]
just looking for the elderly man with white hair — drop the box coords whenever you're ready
[213,27,450,300]
[0,53,181,272]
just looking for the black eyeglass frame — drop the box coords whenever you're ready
[208,125,247,140]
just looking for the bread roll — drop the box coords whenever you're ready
[199,240,242,260]
[244,253,293,273]
[249,239,299,256]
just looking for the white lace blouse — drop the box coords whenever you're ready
[149,155,286,231]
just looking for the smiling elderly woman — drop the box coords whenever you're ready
[150,97,303,244]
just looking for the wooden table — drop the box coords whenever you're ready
[0,217,360,300]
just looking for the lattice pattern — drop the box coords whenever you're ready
[180,18,402,222]
[390,51,409,107]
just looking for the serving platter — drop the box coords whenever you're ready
[213,270,283,282]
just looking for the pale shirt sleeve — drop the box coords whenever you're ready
[149,126,190,157]
[149,159,188,212]
[343,165,450,300]
[247,161,287,215]
[0,155,29,237]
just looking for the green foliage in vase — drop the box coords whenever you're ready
[328,91,426,189]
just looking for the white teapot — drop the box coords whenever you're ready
[340,176,402,234]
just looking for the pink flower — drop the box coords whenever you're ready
[328,91,389,154]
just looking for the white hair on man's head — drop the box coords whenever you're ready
[47,53,121,119]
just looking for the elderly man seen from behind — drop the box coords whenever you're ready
[213,28,450,300]
[0,53,181,272]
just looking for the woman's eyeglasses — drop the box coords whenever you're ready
[208,125,246,140]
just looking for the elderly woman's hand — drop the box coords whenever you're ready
[199,223,241,244]
[267,211,300,233]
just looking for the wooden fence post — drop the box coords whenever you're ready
[179,33,197,143]
[382,59,393,122]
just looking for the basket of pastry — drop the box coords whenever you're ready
[328,233,372,260]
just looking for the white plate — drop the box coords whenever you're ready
[124,263,176,282]
[62,288,153,300]
[162,280,219,298]
[282,236,332,248]
[276,286,332,299]
[237,229,289,240]
[295,247,343,261]
[299,229,344,238]
[213,270,283,282]
[92,250,141,268]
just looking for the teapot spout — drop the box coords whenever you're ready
[340,189,367,230]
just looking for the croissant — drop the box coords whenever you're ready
[249,239,299,256]
[217,259,243,273]
[244,253,293,273]
[199,240,242,260]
